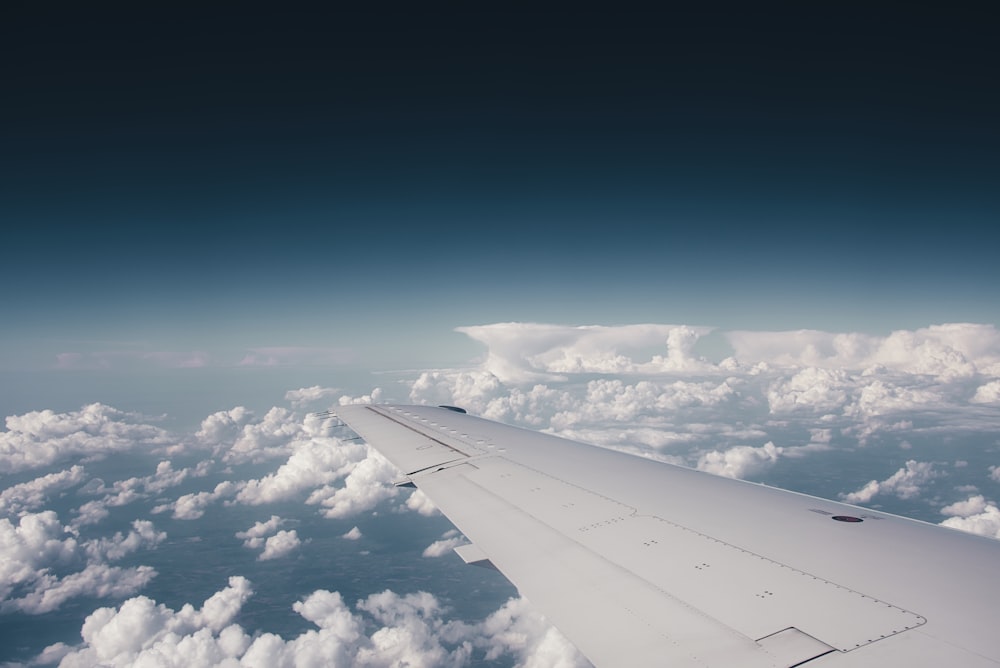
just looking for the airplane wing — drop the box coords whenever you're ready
[334,404,1000,667]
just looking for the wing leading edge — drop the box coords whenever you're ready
[335,404,1000,668]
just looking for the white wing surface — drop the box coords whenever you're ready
[335,404,1000,667]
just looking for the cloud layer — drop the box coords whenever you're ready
[3,320,999,666]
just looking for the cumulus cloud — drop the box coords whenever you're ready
[158,480,243,520]
[221,407,310,463]
[235,516,285,550]
[410,371,738,444]
[422,530,468,558]
[404,322,1000,469]
[195,406,255,449]
[0,465,86,517]
[338,387,385,406]
[0,404,172,474]
[259,530,302,561]
[235,517,302,560]
[52,576,253,667]
[285,385,341,408]
[840,460,938,504]
[767,367,851,415]
[45,580,589,668]
[305,449,400,519]
[476,596,590,668]
[940,495,989,517]
[972,380,1000,404]
[0,512,164,614]
[455,323,713,383]
[342,526,363,540]
[845,380,942,418]
[549,378,736,430]
[727,323,1000,378]
[409,369,504,414]
[696,442,783,479]
[157,410,388,521]
[236,439,368,506]
[405,489,439,516]
[192,404,346,464]
[940,495,1000,539]
[84,520,166,562]
[73,460,204,528]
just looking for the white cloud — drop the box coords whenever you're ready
[259,530,302,561]
[342,526,363,540]
[767,367,851,414]
[972,380,1000,404]
[306,449,400,519]
[46,581,589,668]
[845,380,942,418]
[223,407,309,463]
[195,406,255,448]
[195,404,347,464]
[235,438,367,506]
[696,442,783,479]
[0,404,172,474]
[455,323,713,383]
[84,520,166,562]
[409,369,504,413]
[422,530,468,558]
[841,460,938,504]
[235,516,285,550]
[941,495,989,517]
[160,480,243,520]
[0,511,77,603]
[54,576,253,667]
[0,512,164,614]
[549,378,736,430]
[15,563,158,616]
[155,420,383,522]
[405,489,439,516]
[71,460,202,528]
[939,495,1000,539]
[285,385,341,408]
[235,517,302,560]
[0,465,86,517]
[476,596,591,668]
[727,323,1000,379]
[338,387,385,406]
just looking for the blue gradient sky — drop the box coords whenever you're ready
[2,6,997,418]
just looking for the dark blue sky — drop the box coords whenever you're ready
[3,5,998,355]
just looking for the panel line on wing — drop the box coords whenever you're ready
[430,455,925,654]
[360,406,473,458]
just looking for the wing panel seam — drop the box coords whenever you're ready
[358,405,473,458]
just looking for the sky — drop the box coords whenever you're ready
[1,5,999,667]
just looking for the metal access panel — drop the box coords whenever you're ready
[450,456,925,654]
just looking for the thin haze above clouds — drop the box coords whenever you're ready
[1,322,999,666]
